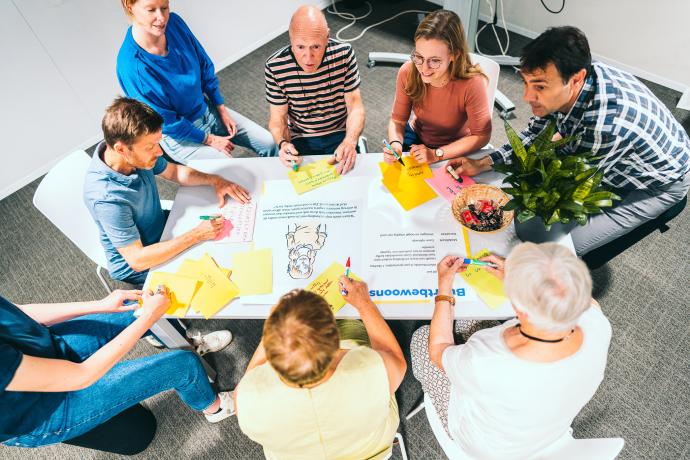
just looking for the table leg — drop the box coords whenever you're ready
[150,320,217,382]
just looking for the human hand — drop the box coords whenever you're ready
[193,217,226,241]
[339,276,373,309]
[410,144,435,164]
[446,156,490,177]
[383,142,403,164]
[205,134,235,156]
[479,254,505,280]
[437,255,464,293]
[213,177,251,205]
[329,140,357,174]
[279,142,302,169]
[140,285,171,320]
[217,105,237,138]
[98,289,143,313]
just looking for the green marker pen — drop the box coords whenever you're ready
[199,215,221,220]
[463,258,498,268]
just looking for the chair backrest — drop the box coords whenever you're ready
[423,394,624,460]
[33,150,108,268]
[469,52,499,110]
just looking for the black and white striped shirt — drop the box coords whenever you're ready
[265,39,361,138]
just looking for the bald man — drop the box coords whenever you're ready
[265,5,365,174]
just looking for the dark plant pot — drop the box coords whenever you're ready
[515,217,571,244]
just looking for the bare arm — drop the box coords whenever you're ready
[117,221,219,273]
[428,256,464,369]
[437,133,492,161]
[342,89,365,146]
[159,163,250,205]
[6,289,170,392]
[17,290,142,326]
[268,103,290,145]
[340,277,407,395]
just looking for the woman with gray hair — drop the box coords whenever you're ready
[411,242,612,459]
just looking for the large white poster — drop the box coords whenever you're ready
[252,178,367,302]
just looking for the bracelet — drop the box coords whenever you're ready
[278,139,289,149]
[434,295,455,306]
[390,140,403,147]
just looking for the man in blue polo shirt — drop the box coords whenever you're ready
[84,97,249,351]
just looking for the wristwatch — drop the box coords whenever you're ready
[435,148,444,159]
[434,295,455,306]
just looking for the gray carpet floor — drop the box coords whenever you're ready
[1,1,689,458]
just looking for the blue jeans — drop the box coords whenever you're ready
[3,312,215,447]
[402,123,422,151]
[291,130,352,156]
[161,104,278,164]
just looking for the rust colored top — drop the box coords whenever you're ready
[391,61,492,148]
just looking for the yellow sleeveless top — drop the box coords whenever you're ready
[237,346,399,460]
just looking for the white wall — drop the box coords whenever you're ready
[0,0,326,201]
[433,0,690,92]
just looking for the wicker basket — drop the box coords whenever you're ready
[451,184,514,234]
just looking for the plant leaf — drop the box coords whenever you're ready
[502,198,521,211]
[504,119,528,172]
[517,209,536,223]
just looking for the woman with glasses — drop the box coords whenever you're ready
[235,281,406,459]
[385,10,492,164]
[410,243,612,459]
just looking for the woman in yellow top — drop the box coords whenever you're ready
[235,278,407,460]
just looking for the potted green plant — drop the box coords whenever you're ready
[494,120,621,243]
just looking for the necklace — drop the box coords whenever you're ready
[515,323,574,343]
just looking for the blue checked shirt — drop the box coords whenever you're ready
[490,62,690,190]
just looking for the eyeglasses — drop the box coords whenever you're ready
[410,53,443,69]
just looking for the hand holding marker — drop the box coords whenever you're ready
[340,257,351,296]
[286,146,299,172]
[446,165,463,183]
[382,139,406,166]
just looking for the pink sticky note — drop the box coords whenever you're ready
[425,167,475,202]
[215,219,234,241]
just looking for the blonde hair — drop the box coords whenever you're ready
[263,290,340,387]
[120,0,137,17]
[406,9,484,107]
[503,242,592,332]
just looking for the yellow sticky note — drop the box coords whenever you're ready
[378,156,433,180]
[231,248,273,296]
[178,258,231,279]
[380,167,437,211]
[147,271,202,317]
[288,159,341,194]
[460,249,508,309]
[188,253,240,319]
[306,262,361,314]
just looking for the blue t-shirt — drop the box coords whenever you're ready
[0,295,75,443]
[117,12,224,144]
[83,142,168,282]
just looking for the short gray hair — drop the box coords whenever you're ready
[504,242,592,332]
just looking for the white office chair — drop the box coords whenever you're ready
[382,432,408,460]
[33,150,112,293]
[419,394,624,460]
[365,52,500,113]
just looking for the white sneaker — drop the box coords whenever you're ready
[187,329,233,356]
[204,391,235,423]
[142,335,165,349]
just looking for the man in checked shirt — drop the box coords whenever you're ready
[449,26,690,256]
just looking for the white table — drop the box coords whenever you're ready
[147,152,574,348]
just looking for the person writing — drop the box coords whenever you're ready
[117,0,277,163]
[385,10,491,165]
[265,5,365,174]
[1,286,234,448]
[448,26,689,255]
[410,242,612,459]
[235,282,406,459]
